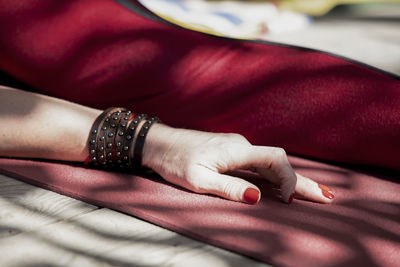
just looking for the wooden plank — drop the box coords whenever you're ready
[0,174,98,237]
[0,203,271,266]
[0,173,272,266]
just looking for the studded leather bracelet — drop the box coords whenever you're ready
[86,107,161,171]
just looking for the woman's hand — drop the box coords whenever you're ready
[0,85,333,204]
[142,124,335,204]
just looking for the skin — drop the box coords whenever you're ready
[0,85,334,204]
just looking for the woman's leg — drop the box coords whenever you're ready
[0,0,399,169]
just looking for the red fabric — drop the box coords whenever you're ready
[0,157,399,267]
[0,2,400,265]
[0,0,399,170]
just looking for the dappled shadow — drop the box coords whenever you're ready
[0,0,399,266]
[1,155,399,267]
[0,170,268,267]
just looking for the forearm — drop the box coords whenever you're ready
[0,86,333,204]
[0,85,101,162]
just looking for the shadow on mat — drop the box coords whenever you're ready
[0,158,399,267]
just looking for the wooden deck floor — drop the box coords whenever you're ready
[0,173,272,266]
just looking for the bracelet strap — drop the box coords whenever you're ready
[87,107,116,166]
[97,111,112,166]
[114,110,135,168]
[103,109,129,168]
[133,116,161,168]
[126,114,147,167]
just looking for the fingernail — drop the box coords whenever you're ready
[243,188,260,204]
[318,183,333,193]
[322,190,335,199]
[288,193,295,204]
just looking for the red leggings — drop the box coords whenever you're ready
[0,0,399,169]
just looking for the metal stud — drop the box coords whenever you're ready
[92,156,97,161]
[116,152,121,157]
[107,152,112,158]
[90,149,95,154]
[121,123,126,127]
[118,131,124,136]
[90,139,96,144]
[102,126,107,130]
[92,129,97,134]
[105,118,110,122]
[100,146,104,151]
[108,132,114,137]
[113,117,118,120]
[124,116,129,120]
[123,146,129,151]
[116,142,122,147]
[100,136,105,141]
[111,123,116,128]
[126,135,132,140]
[117,160,122,163]
[107,142,113,148]
[99,155,104,160]
[123,156,128,161]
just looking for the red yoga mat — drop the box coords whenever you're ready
[0,157,399,267]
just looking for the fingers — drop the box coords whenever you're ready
[214,142,334,204]
[187,166,261,204]
[226,145,297,204]
[295,173,335,204]
[238,146,334,204]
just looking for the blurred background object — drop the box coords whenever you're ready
[138,0,312,37]
[267,0,400,16]
[137,0,400,75]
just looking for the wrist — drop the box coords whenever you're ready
[141,123,178,172]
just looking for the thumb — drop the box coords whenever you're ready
[190,166,261,204]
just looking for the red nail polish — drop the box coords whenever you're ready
[84,155,90,166]
[243,188,259,204]
[322,190,335,199]
[288,193,295,204]
[318,183,333,193]
[128,114,136,121]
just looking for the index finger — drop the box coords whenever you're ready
[225,145,297,203]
